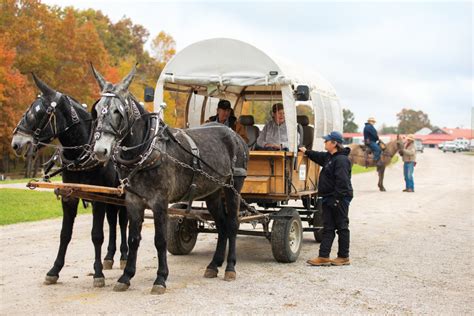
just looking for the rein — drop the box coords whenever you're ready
[16,95,101,180]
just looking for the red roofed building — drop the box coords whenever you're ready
[344,128,473,148]
[442,128,474,139]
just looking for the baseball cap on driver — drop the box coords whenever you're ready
[323,131,344,144]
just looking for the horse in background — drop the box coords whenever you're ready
[348,137,403,191]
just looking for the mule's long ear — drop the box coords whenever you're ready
[32,73,56,98]
[90,62,107,91]
[118,63,138,91]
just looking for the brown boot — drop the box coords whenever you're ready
[306,257,332,266]
[331,257,350,266]
[402,189,408,192]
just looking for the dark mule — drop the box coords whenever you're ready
[90,66,249,294]
[11,75,128,287]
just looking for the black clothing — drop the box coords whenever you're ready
[305,147,353,200]
[319,197,351,258]
[305,147,353,258]
[363,123,379,143]
[208,115,237,130]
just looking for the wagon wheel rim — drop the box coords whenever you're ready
[179,221,195,243]
[288,219,302,253]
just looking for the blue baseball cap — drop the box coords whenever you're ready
[323,131,344,144]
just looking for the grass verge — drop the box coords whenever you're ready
[0,189,90,225]
[0,176,62,184]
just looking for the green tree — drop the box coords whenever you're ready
[343,108,358,133]
[379,124,398,134]
[397,108,431,134]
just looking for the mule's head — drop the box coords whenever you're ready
[91,64,139,163]
[11,74,64,157]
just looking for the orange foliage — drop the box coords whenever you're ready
[0,0,181,166]
[0,38,35,156]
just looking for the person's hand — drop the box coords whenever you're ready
[299,147,307,153]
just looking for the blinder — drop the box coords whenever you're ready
[93,91,142,141]
[13,92,85,150]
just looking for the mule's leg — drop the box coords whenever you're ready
[103,204,117,270]
[91,202,106,287]
[44,197,79,285]
[114,204,144,292]
[151,201,169,295]
[118,206,129,269]
[223,177,245,281]
[204,191,228,278]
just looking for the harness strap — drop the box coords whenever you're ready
[175,130,201,212]
[178,130,201,170]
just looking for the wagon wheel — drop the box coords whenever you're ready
[271,208,303,263]
[167,203,198,255]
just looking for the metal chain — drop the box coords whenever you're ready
[159,150,259,216]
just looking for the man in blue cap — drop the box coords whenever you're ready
[299,131,353,266]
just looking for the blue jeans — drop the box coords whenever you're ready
[404,162,415,190]
[368,141,381,161]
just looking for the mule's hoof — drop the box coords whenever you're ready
[150,285,166,295]
[103,259,114,270]
[120,260,127,270]
[44,275,58,285]
[204,268,218,278]
[113,282,130,292]
[93,277,105,288]
[224,271,236,281]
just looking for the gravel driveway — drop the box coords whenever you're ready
[0,149,472,314]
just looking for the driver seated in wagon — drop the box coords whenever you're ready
[256,102,289,151]
[207,99,249,143]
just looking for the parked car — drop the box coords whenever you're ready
[442,141,460,153]
[455,138,470,151]
[415,139,424,153]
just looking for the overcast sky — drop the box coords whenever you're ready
[43,0,473,129]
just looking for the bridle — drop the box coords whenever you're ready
[93,92,142,143]
[13,93,81,151]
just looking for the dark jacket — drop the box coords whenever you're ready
[208,115,249,143]
[363,123,379,143]
[305,147,353,200]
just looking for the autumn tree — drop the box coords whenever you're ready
[0,0,181,175]
[0,38,35,171]
[397,108,431,134]
[151,31,176,67]
[343,109,358,133]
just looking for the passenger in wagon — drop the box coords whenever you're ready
[256,102,289,151]
[207,99,249,143]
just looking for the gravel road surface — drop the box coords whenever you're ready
[0,149,472,314]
